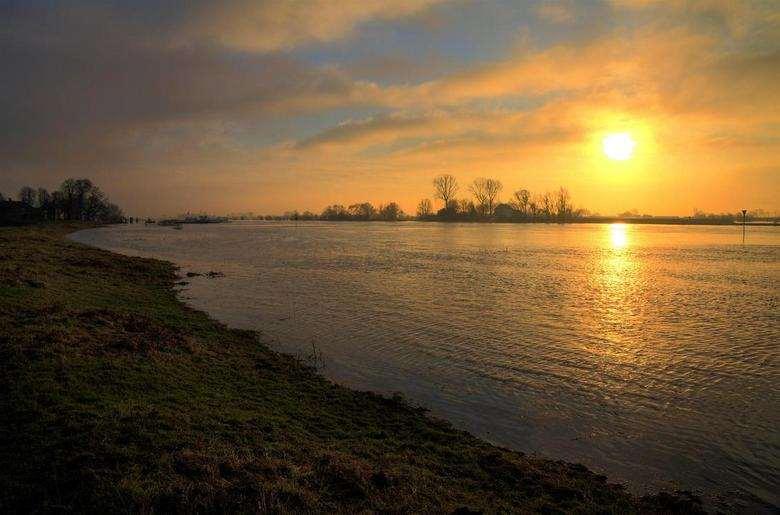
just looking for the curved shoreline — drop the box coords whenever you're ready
[1,223,712,512]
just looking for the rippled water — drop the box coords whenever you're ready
[72,222,779,509]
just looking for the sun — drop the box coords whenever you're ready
[602,132,636,161]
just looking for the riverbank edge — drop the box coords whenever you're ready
[0,223,706,513]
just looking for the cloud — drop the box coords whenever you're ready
[0,0,777,216]
[0,2,388,168]
[535,2,576,24]
[0,0,445,137]
[292,99,589,168]
[296,115,436,150]
[607,0,780,42]
[178,0,448,51]
[363,18,779,128]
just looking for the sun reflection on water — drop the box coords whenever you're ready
[589,223,643,366]
[610,223,629,249]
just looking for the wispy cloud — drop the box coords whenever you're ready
[178,0,449,51]
[0,0,777,215]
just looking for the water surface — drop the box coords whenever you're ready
[72,222,779,509]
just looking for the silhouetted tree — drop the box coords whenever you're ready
[528,195,539,218]
[83,187,107,220]
[511,189,530,217]
[378,202,402,221]
[36,188,53,220]
[58,178,96,220]
[73,179,95,220]
[540,192,553,219]
[348,202,376,221]
[97,201,124,223]
[555,187,573,221]
[36,188,50,208]
[456,199,476,217]
[59,179,77,219]
[416,199,433,218]
[321,204,350,220]
[51,191,64,220]
[469,178,502,216]
[2,178,123,224]
[18,186,36,206]
[433,174,458,209]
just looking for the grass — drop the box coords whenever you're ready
[0,224,705,513]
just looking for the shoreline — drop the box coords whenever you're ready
[1,223,711,512]
[221,218,779,227]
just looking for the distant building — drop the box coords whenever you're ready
[493,203,515,219]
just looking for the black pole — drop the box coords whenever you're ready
[742,209,747,244]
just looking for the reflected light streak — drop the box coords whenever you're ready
[610,223,629,249]
[592,222,640,359]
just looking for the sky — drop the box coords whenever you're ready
[1,0,778,217]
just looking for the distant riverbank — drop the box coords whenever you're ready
[418,217,777,225]
[227,215,779,226]
[0,223,709,512]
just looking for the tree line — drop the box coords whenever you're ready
[1,178,124,224]
[418,174,585,221]
[320,202,405,221]
[228,175,587,223]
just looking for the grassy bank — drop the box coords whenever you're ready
[0,224,704,513]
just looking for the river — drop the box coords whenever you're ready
[71,221,780,510]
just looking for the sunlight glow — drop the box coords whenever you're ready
[602,133,636,161]
[610,223,628,248]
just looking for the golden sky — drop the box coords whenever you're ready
[1,0,778,216]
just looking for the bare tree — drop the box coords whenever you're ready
[433,174,458,209]
[84,187,107,221]
[378,202,403,221]
[73,179,94,221]
[36,188,50,208]
[457,198,475,217]
[528,196,539,218]
[320,204,349,220]
[59,179,77,219]
[469,177,502,216]
[50,191,63,220]
[416,198,433,218]
[540,192,553,219]
[348,202,375,220]
[4,179,123,223]
[555,187,573,221]
[97,201,124,223]
[58,178,95,220]
[511,189,531,217]
[37,188,52,220]
[18,186,36,206]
